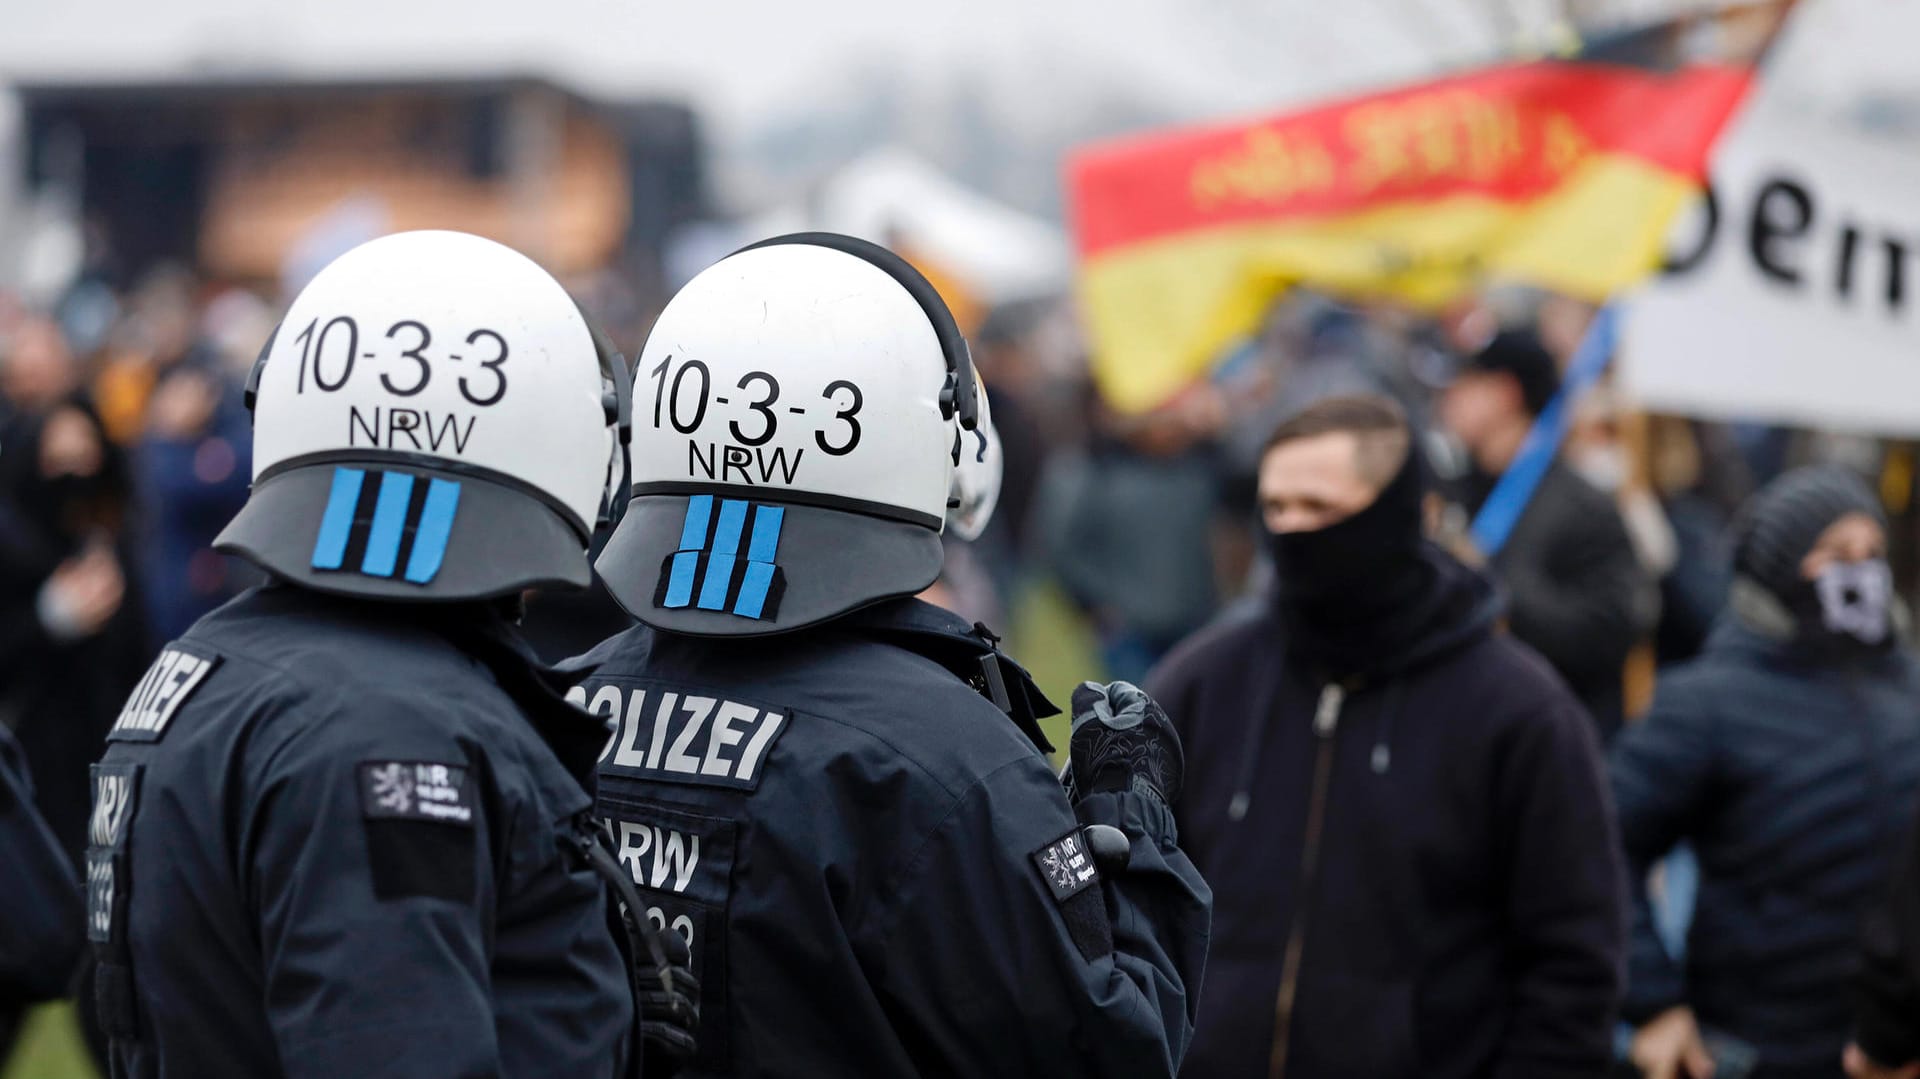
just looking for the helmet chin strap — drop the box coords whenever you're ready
[589,327,634,533]
[243,324,280,417]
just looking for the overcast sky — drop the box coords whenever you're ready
[0,0,1552,135]
[0,0,1910,158]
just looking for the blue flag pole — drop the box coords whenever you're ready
[1467,302,1620,558]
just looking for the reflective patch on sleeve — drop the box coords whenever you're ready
[108,645,220,743]
[1032,829,1099,904]
[358,761,474,826]
[358,761,477,902]
[1034,828,1113,961]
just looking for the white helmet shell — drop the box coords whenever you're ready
[216,230,623,601]
[597,234,972,636]
[630,242,953,523]
[948,385,1002,543]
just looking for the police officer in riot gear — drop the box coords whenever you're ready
[87,231,694,1079]
[573,232,1211,1077]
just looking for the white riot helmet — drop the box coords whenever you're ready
[215,230,632,601]
[596,232,981,636]
[948,382,1002,543]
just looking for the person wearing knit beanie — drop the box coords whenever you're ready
[1615,463,1920,1079]
[1734,465,1885,598]
[1729,464,1895,651]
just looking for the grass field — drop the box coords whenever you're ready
[3,1005,94,1079]
[0,583,1104,1079]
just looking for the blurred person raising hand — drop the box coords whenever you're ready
[0,314,146,864]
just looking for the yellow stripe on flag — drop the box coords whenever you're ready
[1078,152,1697,414]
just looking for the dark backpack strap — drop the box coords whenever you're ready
[570,816,680,1079]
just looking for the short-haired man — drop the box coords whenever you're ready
[1149,394,1626,1078]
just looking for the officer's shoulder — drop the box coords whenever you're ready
[185,590,508,733]
[579,617,1046,793]
[198,595,465,681]
[556,620,654,678]
[808,632,1047,792]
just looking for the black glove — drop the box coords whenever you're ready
[639,923,701,1073]
[1061,680,1184,806]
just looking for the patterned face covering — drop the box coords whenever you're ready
[1812,557,1894,646]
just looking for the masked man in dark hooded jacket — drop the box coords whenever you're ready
[1615,465,1920,1079]
[1148,394,1625,1079]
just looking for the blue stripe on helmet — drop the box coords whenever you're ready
[662,495,715,609]
[732,505,785,618]
[310,468,366,570]
[678,494,714,550]
[359,472,416,578]
[402,478,461,584]
[697,499,750,611]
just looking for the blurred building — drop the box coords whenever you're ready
[12,75,704,288]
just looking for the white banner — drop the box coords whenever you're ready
[1621,113,1920,436]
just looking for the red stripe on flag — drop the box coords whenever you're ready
[1069,60,1750,258]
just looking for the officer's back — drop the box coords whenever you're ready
[580,234,1211,1077]
[85,231,668,1079]
[96,586,626,1077]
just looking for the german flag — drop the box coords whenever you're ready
[1068,60,1752,413]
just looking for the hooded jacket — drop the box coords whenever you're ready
[1612,592,1920,1079]
[1147,548,1625,1078]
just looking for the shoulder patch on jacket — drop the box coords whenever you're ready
[1032,829,1099,903]
[108,645,220,743]
[1032,828,1113,961]
[359,761,477,902]
[358,761,474,826]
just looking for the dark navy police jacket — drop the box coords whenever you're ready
[0,722,84,1006]
[89,585,633,1079]
[564,598,1211,1078]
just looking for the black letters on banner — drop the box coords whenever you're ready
[1659,165,1915,320]
[1748,177,1815,287]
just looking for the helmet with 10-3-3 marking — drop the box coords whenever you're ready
[595,232,979,636]
[215,230,632,601]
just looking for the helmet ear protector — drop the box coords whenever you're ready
[243,299,634,533]
[732,232,981,436]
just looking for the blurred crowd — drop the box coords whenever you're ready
[942,285,1920,1079]
[0,267,268,869]
[6,245,1920,1078]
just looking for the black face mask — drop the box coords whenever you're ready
[1266,448,1435,675]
